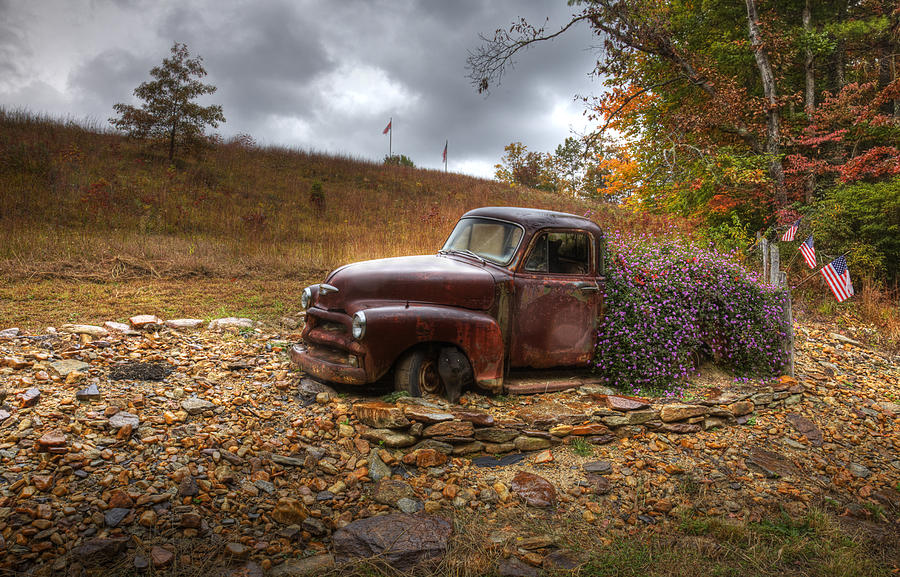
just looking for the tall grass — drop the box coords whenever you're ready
[0,108,671,280]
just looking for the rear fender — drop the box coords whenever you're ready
[361,305,504,390]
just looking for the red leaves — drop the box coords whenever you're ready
[838,147,900,183]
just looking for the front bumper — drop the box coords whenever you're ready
[290,344,368,384]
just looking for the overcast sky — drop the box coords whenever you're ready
[0,0,601,178]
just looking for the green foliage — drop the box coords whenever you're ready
[381,390,410,403]
[808,177,900,285]
[110,42,225,162]
[570,437,593,457]
[383,154,414,167]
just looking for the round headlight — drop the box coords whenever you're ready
[351,311,366,339]
[301,286,312,310]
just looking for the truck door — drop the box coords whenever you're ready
[510,229,602,368]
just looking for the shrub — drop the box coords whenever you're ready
[593,233,789,396]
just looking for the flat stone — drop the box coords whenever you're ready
[785,413,823,447]
[76,383,101,401]
[660,422,701,434]
[602,394,650,411]
[0,328,20,339]
[165,318,205,330]
[727,400,755,416]
[659,404,708,422]
[332,513,452,571]
[361,428,417,448]
[73,538,127,564]
[583,460,612,474]
[272,497,308,524]
[498,556,540,577]
[208,317,254,331]
[181,397,215,414]
[514,436,551,451]
[269,554,335,576]
[746,448,799,478]
[37,430,66,452]
[452,409,495,426]
[423,420,474,437]
[20,387,41,407]
[50,359,89,376]
[516,401,587,428]
[402,405,455,423]
[601,415,629,427]
[848,463,872,478]
[354,402,410,429]
[223,562,263,577]
[830,333,862,346]
[374,479,416,506]
[271,454,305,467]
[510,471,557,507]
[0,410,9,423]
[542,550,584,571]
[626,409,659,425]
[402,448,448,468]
[103,321,132,333]
[367,451,392,482]
[474,427,519,443]
[108,411,140,430]
[570,423,609,436]
[129,314,162,329]
[60,324,108,337]
[150,546,174,567]
[104,507,131,527]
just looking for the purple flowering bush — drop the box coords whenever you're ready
[594,233,789,396]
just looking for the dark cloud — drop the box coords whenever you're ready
[0,0,601,176]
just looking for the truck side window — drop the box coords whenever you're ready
[524,232,590,275]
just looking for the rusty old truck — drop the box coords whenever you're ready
[290,206,606,402]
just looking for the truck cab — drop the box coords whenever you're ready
[290,207,606,401]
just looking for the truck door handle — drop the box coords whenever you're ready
[574,282,599,293]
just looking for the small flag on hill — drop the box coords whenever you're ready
[442,140,448,163]
[383,119,392,134]
[781,219,799,242]
[821,256,854,302]
[799,235,817,268]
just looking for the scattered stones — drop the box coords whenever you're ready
[510,472,557,507]
[332,514,452,571]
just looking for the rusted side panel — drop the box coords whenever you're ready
[361,305,504,386]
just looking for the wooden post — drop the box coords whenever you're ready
[778,271,795,377]
[760,236,769,281]
[769,243,780,286]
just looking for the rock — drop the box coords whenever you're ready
[830,332,862,346]
[659,404,708,422]
[514,436,551,451]
[150,546,174,567]
[109,361,173,381]
[498,556,540,577]
[374,479,416,506]
[354,402,410,428]
[208,317,254,331]
[181,397,215,414]
[76,383,101,401]
[785,413,823,447]
[601,415,629,427]
[332,513,452,571]
[474,427,518,443]
[422,420,474,437]
[532,449,553,464]
[108,411,140,430]
[129,315,162,329]
[453,409,495,426]
[510,472,557,507]
[848,463,872,478]
[269,554,335,576]
[602,394,650,411]
[165,318,205,330]
[397,497,423,513]
[542,550,583,571]
[108,489,134,508]
[746,448,799,478]
[402,405,455,423]
[50,359,90,376]
[402,448,448,468]
[271,454,305,467]
[727,400,755,416]
[104,321,132,333]
[138,509,157,527]
[60,324,108,337]
[583,460,612,474]
[570,423,609,436]
[361,428,417,448]
[20,387,40,407]
[549,424,573,437]
[368,451,392,482]
[73,538,127,564]
[626,409,659,424]
[223,562,263,577]
[0,409,8,423]
[516,401,586,428]
[36,430,66,452]
[660,423,702,434]
[272,497,308,524]
[0,327,20,339]
[104,507,131,527]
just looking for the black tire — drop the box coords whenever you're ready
[394,349,444,397]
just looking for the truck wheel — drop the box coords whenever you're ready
[394,349,443,398]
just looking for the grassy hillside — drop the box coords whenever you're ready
[0,108,671,282]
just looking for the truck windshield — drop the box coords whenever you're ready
[441,218,524,265]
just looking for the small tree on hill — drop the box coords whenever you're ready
[110,42,225,162]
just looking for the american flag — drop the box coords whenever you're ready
[781,219,799,242]
[799,235,817,268]
[442,140,448,163]
[821,256,854,302]
[383,119,392,134]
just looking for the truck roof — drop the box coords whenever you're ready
[461,206,602,235]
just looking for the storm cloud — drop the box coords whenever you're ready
[0,0,601,177]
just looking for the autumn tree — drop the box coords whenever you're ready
[110,42,225,162]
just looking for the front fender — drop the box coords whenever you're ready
[361,304,504,391]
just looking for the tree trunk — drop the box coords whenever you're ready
[803,0,814,116]
[745,0,786,206]
[169,122,176,162]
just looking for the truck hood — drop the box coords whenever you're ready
[317,254,496,311]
